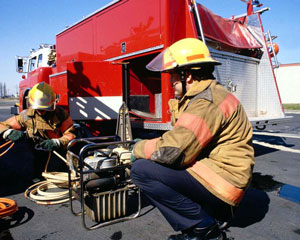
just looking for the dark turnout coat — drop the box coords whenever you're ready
[0,106,76,149]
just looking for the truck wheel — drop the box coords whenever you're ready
[22,90,30,110]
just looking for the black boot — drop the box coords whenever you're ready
[167,223,225,240]
[216,220,229,230]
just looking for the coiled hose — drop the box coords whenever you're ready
[0,140,14,157]
[1,139,75,205]
[0,198,18,218]
[24,151,78,205]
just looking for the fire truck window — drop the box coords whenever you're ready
[29,57,37,72]
[37,54,43,68]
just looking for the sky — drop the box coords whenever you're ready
[0,0,299,95]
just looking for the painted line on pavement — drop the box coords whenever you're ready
[285,111,300,115]
[253,140,300,154]
[253,131,300,139]
[0,106,11,109]
[279,184,300,205]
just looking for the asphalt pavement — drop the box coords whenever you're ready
[0,100,299,240]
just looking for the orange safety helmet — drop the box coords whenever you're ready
[28,82,58,111]
[146,38,221,72]
[267,42,279,57]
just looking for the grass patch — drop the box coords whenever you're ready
[283,104,300,110]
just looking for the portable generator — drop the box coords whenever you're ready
[67,103,141,230]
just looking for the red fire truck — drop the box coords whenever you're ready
[14,0,285,136]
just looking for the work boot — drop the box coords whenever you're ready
[167,223,225,240]
[216,220,229,230]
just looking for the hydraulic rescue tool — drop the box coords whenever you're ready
[67,103,141,230]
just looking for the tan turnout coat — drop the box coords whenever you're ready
[133,79,255,206]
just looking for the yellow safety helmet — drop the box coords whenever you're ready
[28,82,57,111]
[146,38,220,72]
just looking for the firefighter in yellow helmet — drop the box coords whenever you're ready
[130,38,255,240]
[0,82,76,174]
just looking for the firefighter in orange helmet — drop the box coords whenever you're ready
[130,38,255,240]
[0,82,76,173]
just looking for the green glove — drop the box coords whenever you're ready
[7,130,26,142]
[40,139,60,151]
[129,138,142,164]
[129,138,142,151]
[134,138,142,143]
[130,153,137,164]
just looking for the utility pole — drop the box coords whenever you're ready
[3,83,7,97]
[15,84,19,97]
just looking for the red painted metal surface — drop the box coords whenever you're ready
[17,0,269,131]
[49,72,68,110]
[27,67,53,85]
[67,62,122,97]
[56,0,162,73]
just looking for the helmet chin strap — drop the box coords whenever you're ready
[180,70,186,97]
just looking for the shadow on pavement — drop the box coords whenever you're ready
[253,134,294,157]
[253,133,294,147]
[110,231,122,240]
[231,173,280,228]
[0,139,67,197]
[0,206,35,240]
[230,187,270,228]
[127,191,154,217]
[253,143,278,157]
[0,140,36,197]
[251,172,282,192]
[0,207,35,230]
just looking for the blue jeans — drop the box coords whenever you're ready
[131,159,232,231]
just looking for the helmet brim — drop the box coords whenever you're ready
[146,44,221,72]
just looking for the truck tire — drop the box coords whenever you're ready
[22,89,30,110]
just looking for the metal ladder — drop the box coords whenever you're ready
[190,0,206,44]
[265,30,279,68]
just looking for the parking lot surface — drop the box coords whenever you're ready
[0,101,299,240]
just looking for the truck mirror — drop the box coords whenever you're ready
[16,56,24,73]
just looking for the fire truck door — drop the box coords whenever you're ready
[66,61,123,121]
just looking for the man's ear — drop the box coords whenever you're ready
[186,72,193,84]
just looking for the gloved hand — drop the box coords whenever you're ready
[129,138,142,164]
[5,130,26,142]
[40,139,60,151]
[129,138,142,151]
[130,153,137,164]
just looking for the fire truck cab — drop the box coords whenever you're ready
[15,44,55,110]
[16,44,55,73]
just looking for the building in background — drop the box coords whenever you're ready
[275,63,300,104]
